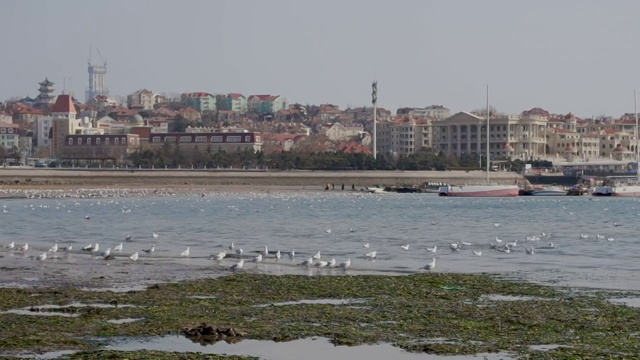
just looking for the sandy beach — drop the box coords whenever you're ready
[0,168,522,188]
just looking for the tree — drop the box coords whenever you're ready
[170,116,189,132]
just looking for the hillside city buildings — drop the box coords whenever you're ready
[2,67,640,168]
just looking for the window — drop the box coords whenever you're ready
[195,136,207,143]
[105,138,110,145]
[152,136,161,143]
[130,138,135,144]
[96,138,101,145]
[114,138,119,145]
[7,128,13,133]
[245,136,251,142]
[164,136,176,142]
[122,137,126,144]
[211,136,223,143]
[68,138,73,145]
[78,138,82,145]
[87,138,91,145]
[0,128,5,133]
[255,136,261,142]
[179,136,192,143]
[227,136,241,143]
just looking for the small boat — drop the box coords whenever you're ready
[365,186,386,194]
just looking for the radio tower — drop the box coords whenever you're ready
[85,45,109,103]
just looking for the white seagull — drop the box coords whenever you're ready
[212,251,226,261]
[229,242,235,251]
[338,258,351,269]
[607,237,615,242]
[152,232,159,239]
[365,250,377,259]
[315,260,329,268]
[235,248,243,255]
[275,250,281,261]
[420,258,436,272]
[289,248,295,259]
[401,244,410,251]
[252,253,262,263]
[142,244,155,254]
[312,251,321,260]
[36,252,47,261]
[300,257,313,267]
[19,243,29,252]
[129,252,139,261]
[114,243,124,252]
[229,259,244,272]
[363,243,370,248]
[426,245,437,253]
[5,241,15,249]
[526,247,535,255]
[181,247,190,257]
[263,246,269,256]
[327,258,337,268]
[48,244,58,253]
[473,251,482,256]
[495,237,503,243]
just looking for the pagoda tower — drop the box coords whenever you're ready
[36,78,55,107]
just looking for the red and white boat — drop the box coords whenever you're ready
[438,85,520,198]
[438,184,520,197]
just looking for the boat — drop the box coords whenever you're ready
[438,86,520,197]
[592,91,640,196]
[365,186,387,194]
[519,186,568,196]
[592,176,640,196]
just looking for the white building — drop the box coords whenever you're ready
[35,116,53,148]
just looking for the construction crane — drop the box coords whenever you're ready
[96,48,107,67]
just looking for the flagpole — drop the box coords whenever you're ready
[372,80,378,159]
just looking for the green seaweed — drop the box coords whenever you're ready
[0,273,638,359]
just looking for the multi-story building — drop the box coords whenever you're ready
[397,106,450,120]
[145,132,263,153]
[35,78,55,108]
[216,93,247,114]
[0,124,20,152]
[181,92,217,113]
[62,134,140,164]
[35,116,53,148]
[247,95,286,114]
[320,122,367,142]
[50,95,80,159]
[376,116,433,155]
[434,112,548,160]
[127,89,160,111]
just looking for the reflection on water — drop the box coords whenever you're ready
[0,193,639,290]
[105,335,514,360]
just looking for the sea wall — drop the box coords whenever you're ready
[0,168,523,187]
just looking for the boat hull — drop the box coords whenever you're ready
[520,189,568,196]
[438,185,520,197]
[593,186,640,196]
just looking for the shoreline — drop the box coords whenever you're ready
[0,168,522,188]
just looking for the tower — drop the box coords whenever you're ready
[85,46,109,103]
[50,95,78,159]
[35,78,55,108]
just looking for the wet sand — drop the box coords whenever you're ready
[0,168,522,188]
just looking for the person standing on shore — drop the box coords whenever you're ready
[341,184,345,190]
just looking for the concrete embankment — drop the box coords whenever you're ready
[0,168,523,188]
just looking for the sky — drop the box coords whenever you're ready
[2,0,640,117]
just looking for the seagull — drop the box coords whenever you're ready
[607,237,615,242]
[85,216,90,220]
[338,258,351,269]
[5,241,14,249]
[449,243,460,251]
[300,257,314,267]
[61,245,72,252]
[548,242,555,248]
[152,232,159,239]
[19,243,29,252]
[526,247,535,255]
[142,244,155,254]
[99,248,111,258]
[48,244,58,253]
[36,252,47,261]
[312,251,321,260]
[235,248,243,255]
[90,244,100,256]
[506,240,517,248]
[263,246,269,256]
[289,249,295,259]
[82,244,94,251]
[420,258,436,272]
[252,253,262,263]
[461,242,472,246]
[212,251,226,261]
[363,243,370,248]
[365,250,377,259]
[275,250,281,261]
[114,243,124,252]
[494,223,500,227]
[326,229,331,234]
[495,237,503,243]
[229,242,235,251]
[181,247,190,257]
[596,234,605,240]
[315,260,329,268]
[229,259,244,272]
[614,223,622,227]
[327,258,336,268]
[125,234,133,242]
[473,251,482,256]
[129,252,139,261]
[579,234,588,239]
[401,244,410,251]
[349,228,355,233]
[426,245,437,253]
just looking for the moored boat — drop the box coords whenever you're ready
[439,185,520,197]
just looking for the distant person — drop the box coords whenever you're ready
[341,184,345,190]
[352,184,356,190]
[332,183,335,190]
[325,184,329,191]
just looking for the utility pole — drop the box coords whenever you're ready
[372,80,377,159]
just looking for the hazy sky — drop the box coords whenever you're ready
[2,0,640,117]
